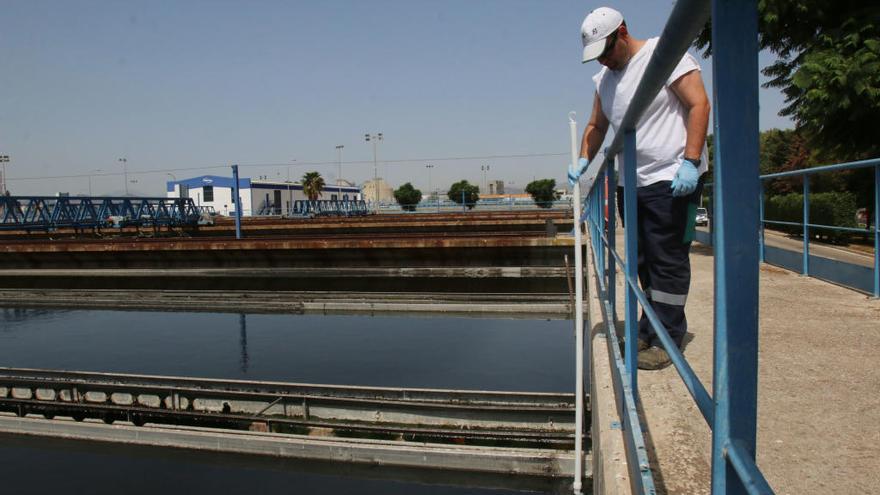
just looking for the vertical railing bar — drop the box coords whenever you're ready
[607,161,617,323]
[874,164,879,298]
[759,181,765,264]
[710,0,763,493]
[803,176,810,276]
[598,184,606,286]
[623,131,638,387]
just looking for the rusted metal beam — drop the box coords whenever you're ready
[0,233,574,254]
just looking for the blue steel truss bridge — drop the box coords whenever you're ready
[0,196,213,232]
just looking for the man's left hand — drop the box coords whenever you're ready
[670,158,699,197]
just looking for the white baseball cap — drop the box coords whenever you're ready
[580,7,624,63]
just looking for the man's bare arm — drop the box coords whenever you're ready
[670,70,710,160]
[579,93,610,162]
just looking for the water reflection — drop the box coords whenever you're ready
[0,308,577,494]
[239,313,249,373]
[0,309,575,392]
[0,308,71,330]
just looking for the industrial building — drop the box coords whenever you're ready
[166,175,361,216]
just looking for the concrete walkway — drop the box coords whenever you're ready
[605,234,880,494]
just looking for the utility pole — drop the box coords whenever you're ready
[118,157,128,196]
[365,133,382,213]
[336,145,344,199]
[481,164,490,193]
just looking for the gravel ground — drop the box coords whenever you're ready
[613,240,880,494]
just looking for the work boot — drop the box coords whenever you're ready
[637,346,672,370]
[620,338,650,356]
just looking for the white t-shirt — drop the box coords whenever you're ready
[593,37,709,187]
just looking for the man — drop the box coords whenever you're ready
[569,6,710,370]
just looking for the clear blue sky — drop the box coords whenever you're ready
[1,0,792,196]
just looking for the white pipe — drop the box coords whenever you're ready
[569,111,585,494]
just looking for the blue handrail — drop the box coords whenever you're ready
[762,158,879,297]
[702,158,878,297]
[577,0,775,493]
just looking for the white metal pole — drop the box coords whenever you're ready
[1,159,7,194]
[569,111,585,494]
[373,139,379,213]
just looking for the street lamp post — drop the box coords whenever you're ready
[336,145,344,199]
[425,164,434,202]
[0,155,9,194]
[481,164,490,194]
[118,158,128,196]
[365,133,382,213]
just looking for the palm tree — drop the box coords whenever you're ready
[301,171,325,201]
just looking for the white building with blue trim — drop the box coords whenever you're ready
[166,175,361,216]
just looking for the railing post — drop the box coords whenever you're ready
[598,184,605,281]
[623,131,638,386]
[803,176,810,276]
[606,160,617,321]
[231,164,243,240]
[710,0,761,494]
[759,181,765,264]
[874,164,879,298]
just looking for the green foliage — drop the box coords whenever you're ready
[759,129,795,175]
[447,180,479,209]
[301,171,325,201]
[764,191,858,242]
[759,129,805,195]
[393,182,422,212]
[524,179,559,208]
[694,2,880,160]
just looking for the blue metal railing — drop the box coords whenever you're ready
[697,158,878,297]
[0,196,205,231]
[289,199,369,218]
[762,158,879,297]
[577,0,775,493]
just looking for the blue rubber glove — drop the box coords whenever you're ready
[670,158,699,197]
[568,157,589,187]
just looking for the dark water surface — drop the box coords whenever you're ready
[0,308,576,494]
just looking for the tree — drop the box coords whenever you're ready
[525,179,559,208]
[301,172,325,201]
[447,180,479,209]
[694,2,880,161]
[393,182,422,212]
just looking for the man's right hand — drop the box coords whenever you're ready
[567,157,589,187]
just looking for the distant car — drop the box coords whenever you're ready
[695,207,709,226]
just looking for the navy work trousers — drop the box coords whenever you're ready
[616,179,702,348]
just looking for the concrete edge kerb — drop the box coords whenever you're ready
[0,415,583,477]
[585,237,634,495]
